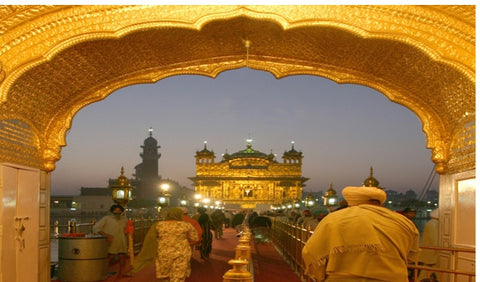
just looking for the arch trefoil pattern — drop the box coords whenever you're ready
[0,5,475,175]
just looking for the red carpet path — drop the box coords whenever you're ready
[52,228,301,281]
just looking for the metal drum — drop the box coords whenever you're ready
[57,236,108,282]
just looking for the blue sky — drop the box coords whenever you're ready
[51,68,438,196]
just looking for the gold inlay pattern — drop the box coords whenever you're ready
[0,5,475,174]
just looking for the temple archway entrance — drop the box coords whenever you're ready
[0,6,474,281]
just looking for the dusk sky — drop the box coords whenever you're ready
[51,68,438,196]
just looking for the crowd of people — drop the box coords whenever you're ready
[93,204,257,281]
[93,189,439,282]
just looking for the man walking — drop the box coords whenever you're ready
[302,186,419,281]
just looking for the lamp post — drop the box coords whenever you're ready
[305,192,315,209]
[294,200,301,209]
[179,193,188,207]
[158,183,170,218]
[109,167,135,265]
[109,167,134,207]
[323,183,338,212]
[214,200,222,209]
[202,197,211,209]
[194,193,202,208]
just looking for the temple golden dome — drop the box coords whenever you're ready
[228,139,269,160]
[283,141,303,158]
[196,141,215,157]
[324,182,338,198]
[363,166,380,188]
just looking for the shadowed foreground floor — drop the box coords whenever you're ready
[52,228,301,282]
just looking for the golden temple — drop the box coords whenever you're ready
[190,140,308,210]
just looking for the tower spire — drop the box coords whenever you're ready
[246,137,253,149]
[148,127,153,137]
[363,166,380,188]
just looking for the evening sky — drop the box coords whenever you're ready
[51,68,438,196]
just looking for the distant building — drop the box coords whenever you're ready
[52,128,194,216]
[73,187,113,212]
[190,140,308,210]
[50,187,112,225]
[132,127,162,199]
[126,128,195,207]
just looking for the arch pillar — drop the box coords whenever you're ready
[437,169,475,279]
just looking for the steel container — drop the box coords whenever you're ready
[57,236,108,282]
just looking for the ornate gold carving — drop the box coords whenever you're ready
[0,5,475,175]
[0,118,43,168]
[448,118,475,174]
[192,144,306,207]
[0,61,5,84]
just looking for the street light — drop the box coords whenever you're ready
[158,194,168,206]
[158,182,171,210]
[193,193,202,208]
[305,192,315,208]
[323,183,338,212]
[202,197,211,208]
[294,200,301,209]
[160,183,170,193]
[179,194,188,207]
[110,167,134,207]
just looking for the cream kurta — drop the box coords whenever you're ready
[93,215,128,254]
[302,205,419,282]
[155,220,199,281]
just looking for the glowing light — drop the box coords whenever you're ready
[160,183,170,192]
[116,190,125,199]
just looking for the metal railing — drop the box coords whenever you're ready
[270,218,475,282]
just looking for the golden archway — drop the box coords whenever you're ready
[0,5,475,174]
